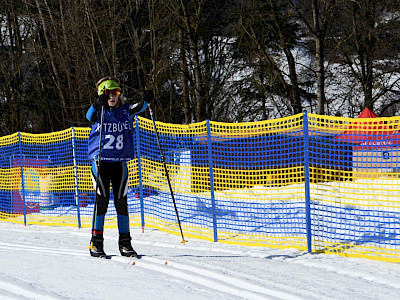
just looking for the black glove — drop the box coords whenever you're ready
[93,94,110,109]
[143,89,154,104]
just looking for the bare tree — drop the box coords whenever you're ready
[236,0,304,116]
[289,0,343,115]
[333,0,400,115]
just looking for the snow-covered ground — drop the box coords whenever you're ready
[0,223,399,300]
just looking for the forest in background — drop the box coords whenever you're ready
[0,0,400,136]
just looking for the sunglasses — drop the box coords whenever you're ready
[104,89,120,96]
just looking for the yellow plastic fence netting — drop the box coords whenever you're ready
[0,113,399,262]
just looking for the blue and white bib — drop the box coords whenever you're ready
[88,104,134,161]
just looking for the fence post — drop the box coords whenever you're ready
[303,110,312,253]
[71,126,81,228]
[18,132,27,226]
[206,120,218,242]
[136,116,145,232]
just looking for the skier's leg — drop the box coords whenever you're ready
[111,162,137,257]
[90,161,111,257]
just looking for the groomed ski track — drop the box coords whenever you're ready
[0,241,301,300]
[0,224,400,300]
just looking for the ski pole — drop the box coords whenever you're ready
[148,105,187,244]
[89,105,105,250]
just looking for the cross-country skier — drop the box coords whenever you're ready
[86,77,153,257]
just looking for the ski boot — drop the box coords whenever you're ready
[89,233,106,258]
[119,233,137,257]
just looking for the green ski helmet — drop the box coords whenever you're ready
[97,79,121,95]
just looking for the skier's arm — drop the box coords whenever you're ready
[86,94,110,122]
[129,101,148,116]
[129,90,153,116]
[86,105,97,122]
